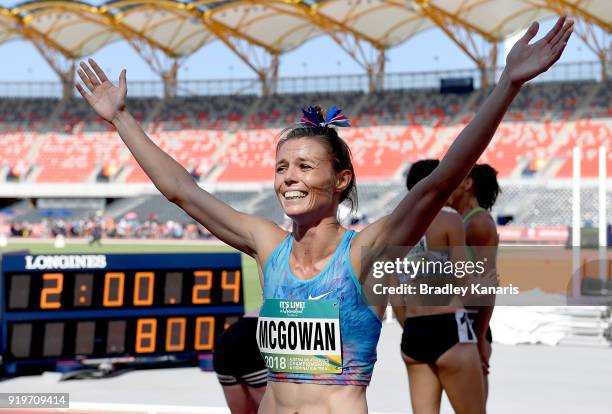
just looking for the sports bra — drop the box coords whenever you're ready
[260,230,382,386]
[463,207,487,261]
[463,206,487,224]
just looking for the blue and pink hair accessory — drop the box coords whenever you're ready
[298,105,350,128]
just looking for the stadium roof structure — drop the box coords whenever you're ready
[0,7,20,44]
[3,0,610,97]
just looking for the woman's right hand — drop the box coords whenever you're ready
[76,58,127,123]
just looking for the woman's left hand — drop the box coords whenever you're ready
[505,16,574,86]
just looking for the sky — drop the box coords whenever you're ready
[0,0,601,83]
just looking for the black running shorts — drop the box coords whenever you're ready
[213,317,267,387]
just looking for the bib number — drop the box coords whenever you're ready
[257,299,342,374]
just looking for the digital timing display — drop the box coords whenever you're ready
[0,253,244,369]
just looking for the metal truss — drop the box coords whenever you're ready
[190,0,284,95]
[416,2,498,87]
[3,0,610,93]
[125,35,187,97]
[545,0,611,80]
[29,35,76,99]
[204,19,280,95]
[304,2,386,92]
[325,30,386,92]
[17,18,77,99]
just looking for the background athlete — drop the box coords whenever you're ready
[76,17,572,414]
[449,163,501,405]
[394,160,485,414]
[213,308,266,414]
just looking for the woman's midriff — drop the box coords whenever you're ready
[258,381,367,414]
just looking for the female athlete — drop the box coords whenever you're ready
[76,17,572,414]
[449,163,501,404]
[394,159,485,414]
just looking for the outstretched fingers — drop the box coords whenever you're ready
[550,19,573,46]
[75,82,90,100]
[521,21,539,44]
[88,58,109,83]
[118,69,128,95]
[77,67,95,93]
[552,23,573,55]
[542,16,566,44]
[79,61,100,89]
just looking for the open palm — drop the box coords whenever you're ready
[506,16,573,85]
[76,59,127,123]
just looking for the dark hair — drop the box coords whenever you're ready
[469,164,500,210]
[406,159,440,190]
[277,120,357,214]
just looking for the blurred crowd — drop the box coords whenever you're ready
[5,213,214,241]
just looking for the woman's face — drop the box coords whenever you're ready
[274,137,345,221]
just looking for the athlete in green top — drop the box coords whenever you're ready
[449,164,500,406]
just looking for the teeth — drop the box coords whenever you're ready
[285,191,307,199]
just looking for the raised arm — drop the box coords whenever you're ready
[358,17,573,249]
[76,59,284,258]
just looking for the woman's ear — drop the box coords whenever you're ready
[335,170,352,193]
[464,177,474,192]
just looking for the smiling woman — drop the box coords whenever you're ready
[75,15,573,413]
[274,110,357,223]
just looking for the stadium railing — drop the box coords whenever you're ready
[0,61,603,98]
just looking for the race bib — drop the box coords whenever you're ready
[257,299,342,374]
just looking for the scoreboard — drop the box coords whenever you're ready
[0,252,244,375]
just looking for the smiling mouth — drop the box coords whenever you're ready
[284,190,308,200]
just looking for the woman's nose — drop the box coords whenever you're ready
[284,165,298,184]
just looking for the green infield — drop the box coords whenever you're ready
[1,241,263,312]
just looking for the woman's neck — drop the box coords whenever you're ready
[458,196,481,217]
[291,216,345,267]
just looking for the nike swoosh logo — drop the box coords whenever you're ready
[308,291,332,301]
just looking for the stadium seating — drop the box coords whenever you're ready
[1,132,36,176]
[125,129,221,182]
[154,95,257,130]
[56,98,159,133]
[248,91,364,129]
[554,119,611,178]
[33,132,125,183]
[216,129,279,182]
[0,98,58,132]
[506,81,594,121]
[356,88,467,127]
[1,79,609,189]
[582,80,611,119]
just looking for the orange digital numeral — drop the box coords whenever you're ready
[103,272,125,307]
[194,316,214,351]
[221,270,241,303]
[135,318,157,353]
[133,272,154,306]
[40,273,63,309]
[166,318,186,352]
[192,271,212,304]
